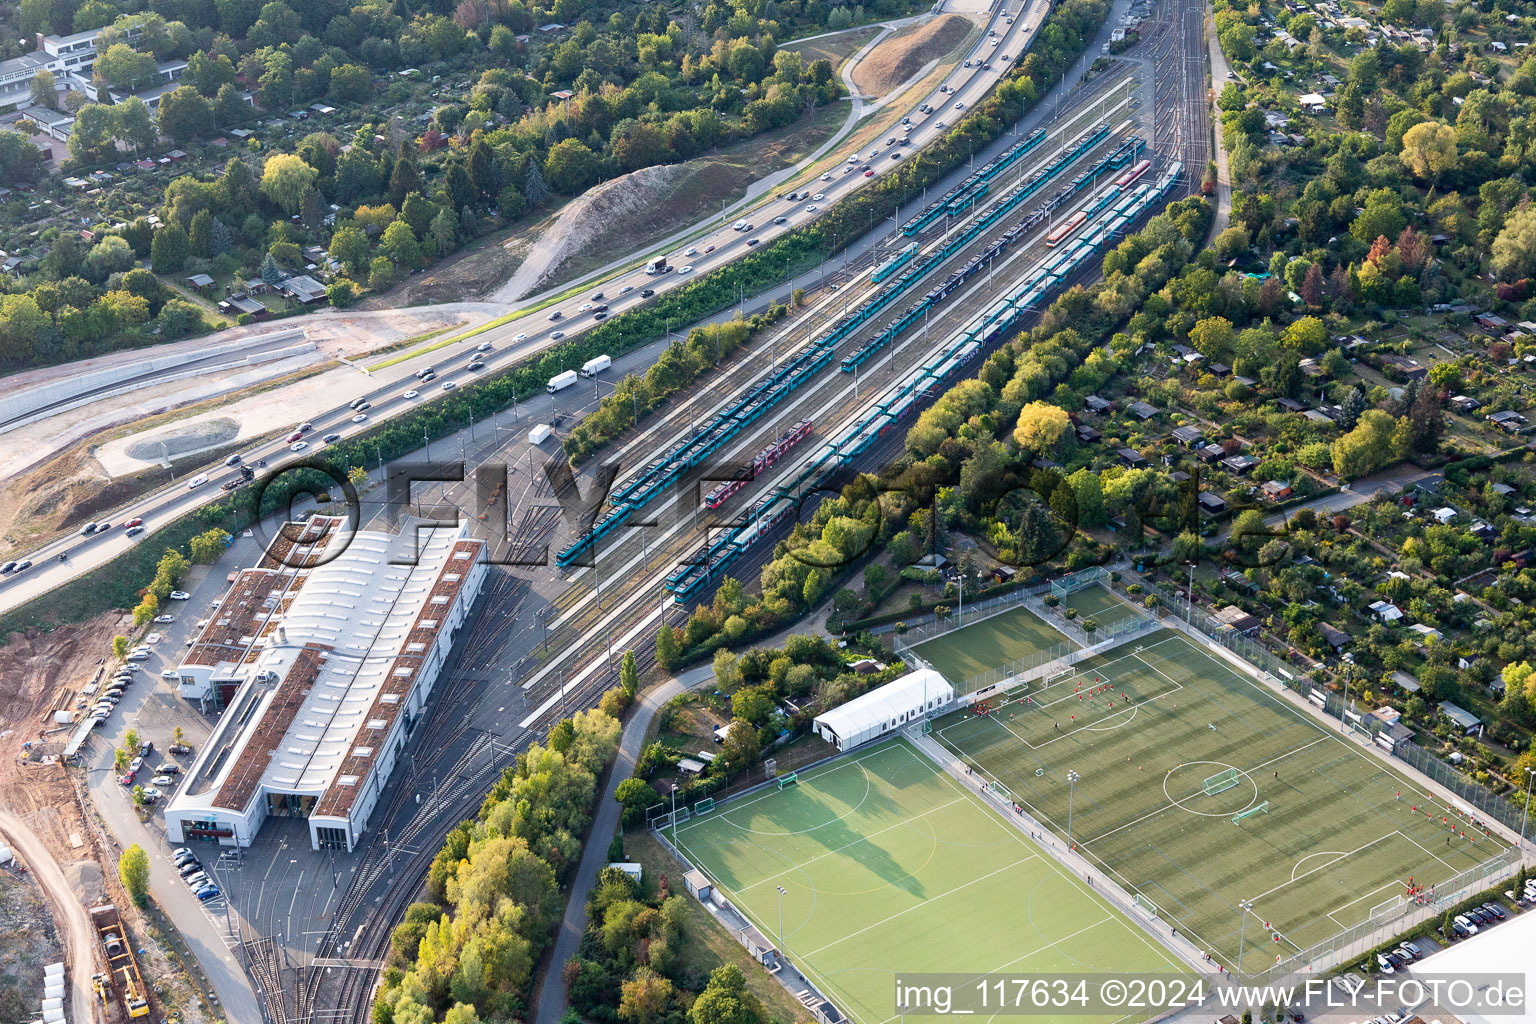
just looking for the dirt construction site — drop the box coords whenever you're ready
[0,617,221,1024]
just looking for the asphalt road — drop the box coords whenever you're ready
[0,0,1044,616]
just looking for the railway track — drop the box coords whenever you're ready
[284,32,1207,1024]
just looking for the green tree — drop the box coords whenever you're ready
[1189,316,1234,359]
[381,220,422,267]
[260,153,318,214]
[690,965,765,1024]
[150,224,189,274]
[188,528,232,562]
[328,63,371,103]
[328,225,369,275]
[1399,120,1457,184]
[0,129,45,183]
[1492,205,1536,281]
[29,69,58,110]
[655,623,680,670]
[118,845,150,905]
[112,636,130,659]
[328,279,357,307]
[113,97,157,153]
[544,139,601,194]
[260,251,284,286]
[96,43,159,91]
[619,650,639,697]
[1332,409,1398,479]
[156,85,212,144]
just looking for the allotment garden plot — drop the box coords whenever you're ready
[672,741,1184,1024]
[932,629,1512,976]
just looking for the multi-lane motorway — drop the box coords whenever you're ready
[0,0,1050,615]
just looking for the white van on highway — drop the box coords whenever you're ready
[187,474,208,489]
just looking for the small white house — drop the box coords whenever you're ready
[1298,92,1327,112]
[812,669,953,752]
[1368,600,1404,623]
[1432,506,1457,524]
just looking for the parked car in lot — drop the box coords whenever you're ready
[169,591,190,600]
[153,614,175,623]
[195,884,221,901]
[140,787,163,802]
[169,742,193,755]
[157,763,181,775]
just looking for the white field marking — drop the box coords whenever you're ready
[1079,737,1327,847]
[1250,831,1402,903]
[673,741,904,835]
[1291,849,1350,881]
[1326,879,1408,931]
[733,795,970,893]
[798,855,1041,958]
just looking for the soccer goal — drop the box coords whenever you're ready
[1051,566,1108,600]
[1134,892,1161,919]
[694,797,716,815]
[776,772,799,791]
[1232,802,1269,824]
[990,780,1012,800]
[1203,768,1241,796]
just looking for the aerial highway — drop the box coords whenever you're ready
[0,0,1050,615]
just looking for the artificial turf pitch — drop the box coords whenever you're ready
[672,741,1185,1024]
[911,605,1073,687]
[932,629,1511,975]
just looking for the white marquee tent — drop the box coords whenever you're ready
[812,668,953,751]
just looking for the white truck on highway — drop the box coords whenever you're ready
[547,370,579,393]
[580,355,611,378]
[645,257,672,275]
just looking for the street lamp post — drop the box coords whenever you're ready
[1235,899,1254,980]
[1066,770,1080,849]
[1521,767,1536,851]
[776,885,787,957]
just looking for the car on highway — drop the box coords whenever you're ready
[356,401,371,411]
[225,454,242,466]
[123,517,142,528]
[846,155,859,163]
[13,560,32,573]
[290,441,309,452]
[351,413,368,423]
[640,289,655,298]
[285,430,303,442]
[805,204,819,213]
[414,367,435,378]
[512,332,527,342]
[592,312,607,321]
[704,244,716,253]
[821,172,832,180]
[936,120,946,128]
[679,265,695,274]
[891,152,901,159]
[954,101,965,109]
[812,193,825,201]
[477,341,494,351]
[421,371,438,382]
[441,381,457,390]
[152,774,176,786]
[1002,53,1010,60]
[323,432,341,444]
[548,310,563,321]
[349,397,367,409]
[469,358,487,368]
[864,169,874,176]
[551,331,565,339]
[79,523,96,536]
[169,590,190,600]
[684,247,698,257]
[0,562,15,574]
[619,284,634,294]
[746,238,760,246]
[403,389,419,400]
[773,216,788,225]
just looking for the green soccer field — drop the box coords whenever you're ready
[672,742,1186,1024]
[912,605,1074,687]
[1058,585,1142,630]
[931,629,1512,976]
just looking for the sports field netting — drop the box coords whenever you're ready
[931,629,1513,977]
[672,742,1186,1024]
[911,605,1073,686]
